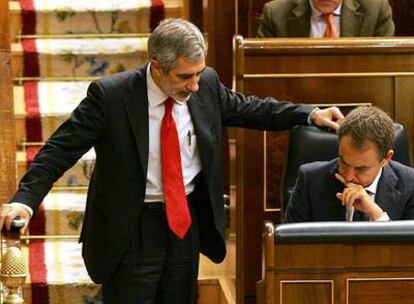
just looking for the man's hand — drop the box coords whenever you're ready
[310,106,344,130]
[0,204,30,234]
[335,173,384,221]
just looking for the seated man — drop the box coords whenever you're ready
[286,106,414,222]
[257,0,395,38]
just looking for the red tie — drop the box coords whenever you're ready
[323,13,338,38]
[161,98,191,239]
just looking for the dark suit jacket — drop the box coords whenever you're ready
[257,0,395,37]
[286,158,414,222]
[10,65,313,283]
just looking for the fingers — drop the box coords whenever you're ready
[341,186,360,208]
[330,106,345,121]
[337,185,368,210]
[336,192,343,203]
[311,107,345,130]
[322,107,345,130]
[322,118,340,131]
[335,173,347,185]
[0,204,14,231]
[0,204,30,232]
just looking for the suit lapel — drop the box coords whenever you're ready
[287,0,311,37]
[187,92,216,177]
[125,66,149,178]
[341,0,364,36]
[375,165,401,214]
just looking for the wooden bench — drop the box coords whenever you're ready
[258,221,414,304]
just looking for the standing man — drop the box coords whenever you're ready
[0,19,343,303]
[257,0,395,38]
[286,106,414,223]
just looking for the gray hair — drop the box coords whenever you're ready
[148,18,207,73]
[338,106,395,159]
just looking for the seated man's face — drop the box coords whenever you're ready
[337,135,391,187]
[311,0,342,14]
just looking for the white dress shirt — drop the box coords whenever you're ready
[309,1,342,37]
[145,64,202,202]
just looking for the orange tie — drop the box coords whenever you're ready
[161,98,191,239]
[323,13,338,38]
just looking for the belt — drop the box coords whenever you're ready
[143,202,165,211]
[143,192,194,211]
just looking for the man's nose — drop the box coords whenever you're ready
[186,77,199,92]
[342,168,356,182]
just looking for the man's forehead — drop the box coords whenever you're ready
[339,137,382,163]
[173,57,206,73]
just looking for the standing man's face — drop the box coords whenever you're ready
[311,0,342,14]
[151,56,206,102]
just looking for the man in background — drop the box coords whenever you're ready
[286,106,414,223]
[257,0,394,38]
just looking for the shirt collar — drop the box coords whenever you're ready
[365,167,383,196]
[147,63,168,108]
[309,0,342,18]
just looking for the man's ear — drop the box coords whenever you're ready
[150,58,161,76]
[381,149,394,167]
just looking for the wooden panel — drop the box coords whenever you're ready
[261,224,414,304]
[0,1,10,43]
[243,77,394,110]
[0,0,16,202]
[395,77,414,165]
[202,0,235,88]
[348,278,414,304]
[243,53,414,74]
[197,278,234,304]
[275,243,414,269]
[280,281,333,304]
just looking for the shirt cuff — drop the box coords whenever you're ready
[10,202,33,218]
[373,212,390,222]
[307,107,320,125]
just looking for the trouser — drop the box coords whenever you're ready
[103,197,200,304]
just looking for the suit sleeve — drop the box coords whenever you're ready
[9,81,107,215]
[210,70,313,130]
[403,191,414,220]
[285,166,313,222]
[375,0,395,36]
[401,167,414,220]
